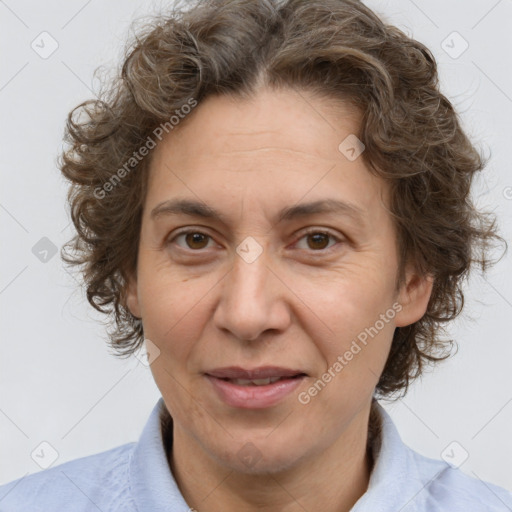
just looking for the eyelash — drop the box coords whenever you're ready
[167,228,343,254]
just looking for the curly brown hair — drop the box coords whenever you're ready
[60,0,505,399]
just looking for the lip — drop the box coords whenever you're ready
[205,366,306,380]
[204,366,308,409]
[205,374,306,409]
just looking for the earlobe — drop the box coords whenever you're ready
[394,271,434,328]
[125,276,141,319]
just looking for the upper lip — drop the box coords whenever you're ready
[205,366,307,379]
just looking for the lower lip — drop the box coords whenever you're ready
[205,375,305,409]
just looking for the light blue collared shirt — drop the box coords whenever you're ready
[1,397,511,511]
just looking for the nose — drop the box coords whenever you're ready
[213,247,292,342]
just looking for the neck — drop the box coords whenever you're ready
[163,400,377,512]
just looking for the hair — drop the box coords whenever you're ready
[60,0,505,399]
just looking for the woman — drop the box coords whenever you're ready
[1,0,510,510]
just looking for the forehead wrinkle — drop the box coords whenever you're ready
[217,146,333,159]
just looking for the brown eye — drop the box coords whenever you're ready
[184,232,210,249]
[306,232,330,250]
[170,231,214,250]
[294,230,340,252]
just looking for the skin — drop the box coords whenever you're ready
[126,86,433,512]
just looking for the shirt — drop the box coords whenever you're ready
[1,397,511,511]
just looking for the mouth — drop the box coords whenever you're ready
[205,366,307,380]
[204,366,308,409]
[213,374,306,386]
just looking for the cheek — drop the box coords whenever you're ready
[303,318,395,419]
[286,258,397,392]
[288,259,398,341]
[136,261,217,361]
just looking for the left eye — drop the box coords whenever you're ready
[295,231,339,251]
[169,230,341,252]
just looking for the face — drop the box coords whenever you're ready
[126,86,432,474]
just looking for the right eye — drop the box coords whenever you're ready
[169,230,216,251]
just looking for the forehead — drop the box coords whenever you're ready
[145,87,388,219]
[154,87,361,161]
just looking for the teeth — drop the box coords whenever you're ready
[231,376,283,386]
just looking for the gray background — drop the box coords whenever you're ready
[1,0,511,492]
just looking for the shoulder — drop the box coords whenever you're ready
[409,448,512,511]
[369,402,512,511]
[0,442,137,512]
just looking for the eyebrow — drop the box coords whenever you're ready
[150,198,365,225]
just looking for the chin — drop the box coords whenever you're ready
[212,435,308,476]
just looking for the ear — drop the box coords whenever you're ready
[125,274,141,319]
[394,267,434,327]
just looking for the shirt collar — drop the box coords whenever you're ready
[130,397,429,512]
[351,399,425,511]
[129,398,190,511]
